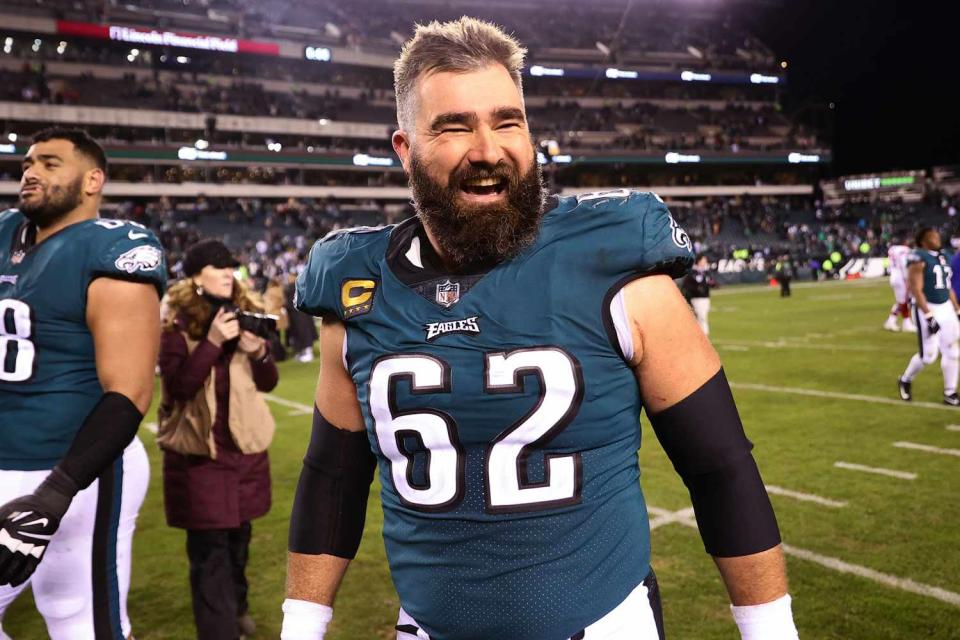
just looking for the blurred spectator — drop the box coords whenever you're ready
[155,240,277,640]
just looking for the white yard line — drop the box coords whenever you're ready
[142,422,158,435]
[264,393,313,416]
[730,382,957,412]
[716,344,750,351]
[648,504,960,608]
[714,339,886,352]
[893,441,960,458]
[946,425,960,432]
[781,544,960,607]
[834,461,917,481]
[764,485,847,508]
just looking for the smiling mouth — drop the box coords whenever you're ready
[460,177,508,197]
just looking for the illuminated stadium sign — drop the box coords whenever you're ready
[605,67,639,80]
[529,65,565,77]
[665,152,701,164]
[844,175,916,191]
[177,147,228,161]
[750,73,780,84]
[352,153,394,167]
[56,21,281,56]
[0,144,16,154]
[788,152,820,163]
[305,46,332,62]
[680,70,712,82]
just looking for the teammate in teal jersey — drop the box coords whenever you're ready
[0,129,165,639]
[281,18,798,640]
[898,227,960,405]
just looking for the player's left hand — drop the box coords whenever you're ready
[238,330,267,359]
[0,494,65,587]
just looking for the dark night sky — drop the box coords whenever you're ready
[746,0,958,177]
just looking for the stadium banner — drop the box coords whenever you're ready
[529,64,786,85]
[55,20,281,56]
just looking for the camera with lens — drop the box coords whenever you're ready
[233,309,279,339]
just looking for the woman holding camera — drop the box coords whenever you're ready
[156,240,277,640]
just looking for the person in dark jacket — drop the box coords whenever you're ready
[157,240,278,640]
[681,254,717,335]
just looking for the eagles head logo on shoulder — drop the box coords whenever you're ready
[115,245,162,274]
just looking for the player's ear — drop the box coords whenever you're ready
[83,167,106,197]
[392,129,412,173]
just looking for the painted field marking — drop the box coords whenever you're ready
[715,339,886,353]
[781,544,960,607]
[893,441,960,458]
[648,506,696,530]
[716,344,750,351]
[648,504,960,608]
[143,422,158,435]
[712,278,883,297]
[834,461,917,481]
[946,425,960,432]
[764,485,847,508]
[264,393,313,416]
[730,382,957,412]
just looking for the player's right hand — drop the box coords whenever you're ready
[924,313,940,334]
[0,494,65,587]
[208,307,240,346]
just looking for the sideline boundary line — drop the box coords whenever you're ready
[647,506,960,608]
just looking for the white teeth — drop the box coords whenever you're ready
[463,177,501,187]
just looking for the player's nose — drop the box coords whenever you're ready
[466,125,505,167]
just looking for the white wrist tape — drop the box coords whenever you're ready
[731,593,799,640]
[281,599,334,640]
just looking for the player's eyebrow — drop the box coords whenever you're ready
[429,106,526,132]
[429,111,478,131]
[491,106,526,123]
[22,153,63,167]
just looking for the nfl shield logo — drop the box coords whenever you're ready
[435,280,460,307]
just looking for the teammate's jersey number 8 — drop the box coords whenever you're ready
[369,348,584,514]
[0,299,35,382]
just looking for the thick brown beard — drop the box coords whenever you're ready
[18,176,84,228]
[409,151,545,268]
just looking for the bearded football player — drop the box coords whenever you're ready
[282,18,798,640]
[0,129,165,639]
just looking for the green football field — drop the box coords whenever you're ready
[6,277,960,639]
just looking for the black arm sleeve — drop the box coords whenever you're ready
[58,392,144,491]
[288,407,377,559]
[648,369,781,557]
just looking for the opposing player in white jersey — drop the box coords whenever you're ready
[885,239,916,332]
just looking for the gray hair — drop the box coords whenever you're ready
[393,16,527,133]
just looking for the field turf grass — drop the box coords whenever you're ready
[5,277,959,639]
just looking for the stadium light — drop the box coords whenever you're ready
[780,60,788,69]
[57,41,67,55]
[176,55,189,64]
[31,38,41,52]
[7,133,17,142]
[318,118,329,126]
[195,139,209,150]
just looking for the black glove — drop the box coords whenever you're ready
[0,468,75,587]
[925,313,940,334]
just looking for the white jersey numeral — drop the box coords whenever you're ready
[369,348,584,513]
[933,264,952,290]
[0,299,35,382]
[485,348,583,512]
[369,355,464,510]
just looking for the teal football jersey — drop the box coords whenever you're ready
[0,209,166,470]
[907,249,952,305]
[296,191,694,640]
